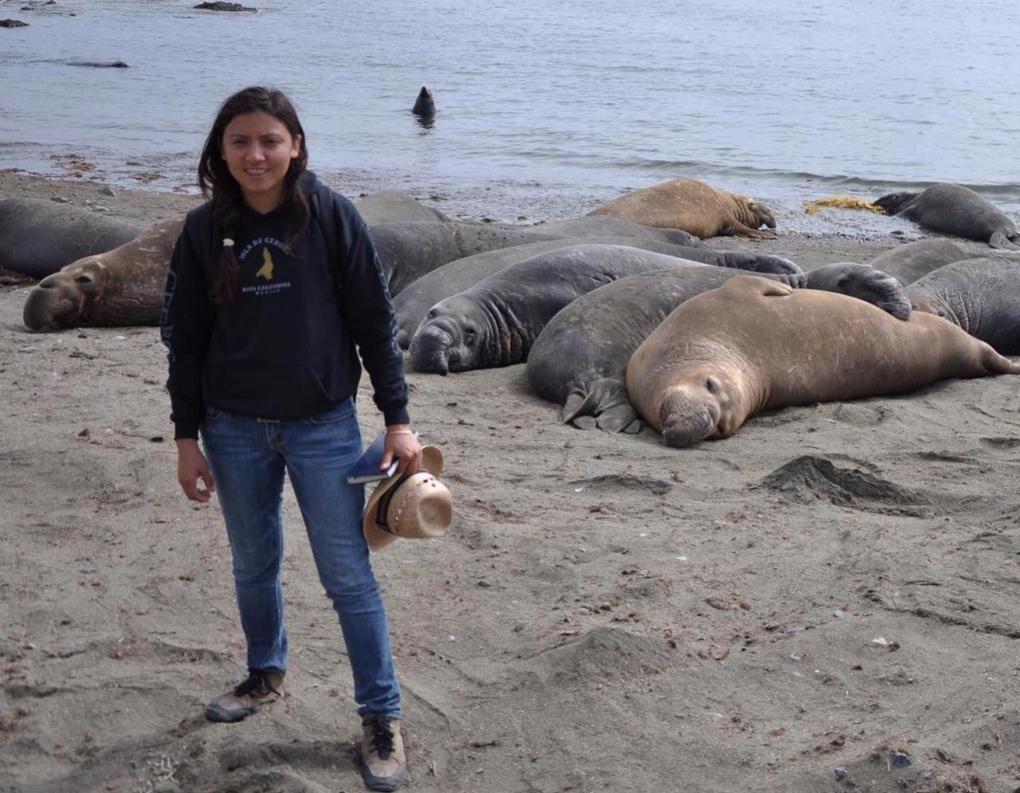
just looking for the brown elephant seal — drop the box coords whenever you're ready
[23,218,183,331]
[0,198,142,279]
[527,266,804,433]
[626,275,1020,448]
[874,184,1020,250]
[588,179,777,239]
[527,263,906,433]
[907,257,1020,354]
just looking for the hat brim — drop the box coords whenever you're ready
[363,446,444,551]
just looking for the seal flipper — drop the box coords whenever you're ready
[989,230,1020,250]
[727,221,778,240]
[561,377,637,432]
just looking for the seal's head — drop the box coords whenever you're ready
[873,192,918,216]
[808,262,912,320]
[412,86,436,118]
[658,383,719,448]
[23,256,109,331]
[747,200,777,230]
[409,298,486,375]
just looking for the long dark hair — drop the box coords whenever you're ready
[198,86,310,303]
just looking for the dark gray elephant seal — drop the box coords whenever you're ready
[907,258,1020,354]
[874,184,1020,249]
[354,191,448,225]
[394,238,803,348]
[411,86,435,118]
[805,262,912,319]
[866,239,969,285]
[0,198,141,279]
[527,263,909,433]
[408,245,721,374]
[23,219,183,331]
[370,216,704,296]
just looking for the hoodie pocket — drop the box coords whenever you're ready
[205,362,334,420]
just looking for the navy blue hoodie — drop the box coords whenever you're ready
[160,172,410,440]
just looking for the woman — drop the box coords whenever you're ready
[160,85,417,792]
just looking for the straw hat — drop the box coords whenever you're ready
[363,445,452,551]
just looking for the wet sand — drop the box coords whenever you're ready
[2,171,1020,793]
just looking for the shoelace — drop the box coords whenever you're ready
[367,717,396,759]
[233,670,273,698]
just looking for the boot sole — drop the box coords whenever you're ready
[360,761,407,792]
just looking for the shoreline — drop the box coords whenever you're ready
[0,165,948,262]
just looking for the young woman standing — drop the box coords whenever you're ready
[161,86,418,792]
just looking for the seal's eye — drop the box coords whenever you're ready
[463,327,476,344]
[75,274,93,285]
[426,308,437,319]
[705,377,718,393]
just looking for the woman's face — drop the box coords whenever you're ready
[221,110,301,212]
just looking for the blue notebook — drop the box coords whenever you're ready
[346,432,400,484]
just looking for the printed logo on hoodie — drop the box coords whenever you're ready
[239,237,292,296]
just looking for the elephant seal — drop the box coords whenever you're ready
[626,275,1020,448]
[22,219,183,331]
[874,184,1020,249]
[0,198,142,279]
[527,264,909,433]
[68,60,129,68]
[411,86,436,118]
[527,267,802,433]
[408,245,719,374]
[370,216,704,296]
[588,179,777,239]
[354,191,448,225]
[907,258,1020,354]
[866,239,969,285]
[394,238,803,348]
[804,262,912,319]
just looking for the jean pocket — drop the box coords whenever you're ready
[307,398,356,425]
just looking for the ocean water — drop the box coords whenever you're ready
[2,0,1019,230]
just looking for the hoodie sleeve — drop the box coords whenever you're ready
[160,214,216,440]
[333,195,410,426]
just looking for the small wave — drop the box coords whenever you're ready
[603,157,1020,200]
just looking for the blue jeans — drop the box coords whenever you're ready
[200,398,401,719]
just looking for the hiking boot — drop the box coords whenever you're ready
[205,669,284,723]
[359,714,406,791]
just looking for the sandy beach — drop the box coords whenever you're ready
[2,170,1020,793]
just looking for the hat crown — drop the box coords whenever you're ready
[387,473,452,537]
[363,445,451,551]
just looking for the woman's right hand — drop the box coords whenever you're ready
[176,438,215,503]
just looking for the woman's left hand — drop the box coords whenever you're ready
[381,424,422,475]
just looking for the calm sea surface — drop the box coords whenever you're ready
[3,0,1019,229]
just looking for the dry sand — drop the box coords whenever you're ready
[2,171,1020,793]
